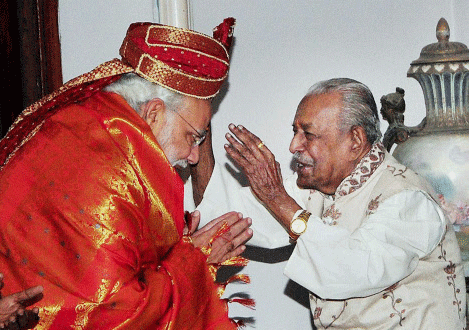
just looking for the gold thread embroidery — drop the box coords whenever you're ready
[146,25,229,58]
[134,54,224,99]
[137,53,227,82]
[72,279,111,329]
[36,304,62,330]
[142,42,230,66]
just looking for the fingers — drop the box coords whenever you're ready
[207,217,253,264]
[191,211,244,250]
[275,161,283,181]
[225,125,279,186]
[225,124,272,164]
[208,212,248,241]
[186,210,200,235]
[227,124,266,155]
[218,217,253,248]
[198,211,242,234]
[12,286,43,304]
[228,220,252,253]
[191,210,253,265]
[224,132,251,168]
[221,244,247,263]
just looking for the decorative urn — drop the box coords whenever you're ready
[381,18,469,269]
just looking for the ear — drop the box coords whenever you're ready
[140,98,166,127]
[349,125,369,159]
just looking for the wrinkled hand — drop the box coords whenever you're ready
[224,124,286,203]
[189,211,253,264]
[0,274,43,329]
[224,124,302,229]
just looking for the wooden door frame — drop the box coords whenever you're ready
[0,0,62,137]
[18,0,63,108]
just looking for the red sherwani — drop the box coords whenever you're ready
[0,90,236,329]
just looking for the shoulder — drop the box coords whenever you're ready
[375,152,435,198]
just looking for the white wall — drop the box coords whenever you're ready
[59,1,469,329]
[59,0,156,82]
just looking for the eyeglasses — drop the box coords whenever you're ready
[170,109,207,147]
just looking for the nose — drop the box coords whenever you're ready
[289,133,305,154]
[187,145,200,165]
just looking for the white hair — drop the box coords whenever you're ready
[103,73,185,113]
[306,78,382,144]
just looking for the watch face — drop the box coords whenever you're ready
[291,219,307,235]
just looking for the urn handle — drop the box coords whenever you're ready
[380,87,426,151]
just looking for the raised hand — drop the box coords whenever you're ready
[224,124,301,229]
[224,124,286,204]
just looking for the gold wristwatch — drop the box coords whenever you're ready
[289,210,311,239]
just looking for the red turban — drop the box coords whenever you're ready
[120,18,236,99]
[0,19,236,167]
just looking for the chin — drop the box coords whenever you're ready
[296,177,314,190]
[296,176,328,193]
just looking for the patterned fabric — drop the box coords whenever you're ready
[0,59,133,171]
[335,143,385,197]
[0,92,237,329]
[0,17,236,171]
[0,18,245,329]
[308,150,466,329]
[120,18,235,99]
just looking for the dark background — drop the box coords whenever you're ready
[0,0,62,137]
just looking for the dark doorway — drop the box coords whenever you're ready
[0,0,62,137]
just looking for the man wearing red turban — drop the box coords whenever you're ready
[0,18,252,329]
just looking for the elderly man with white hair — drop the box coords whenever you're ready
[190,78,466,329]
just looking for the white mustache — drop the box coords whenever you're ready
[172,159,189,168]
[293,152,315,167]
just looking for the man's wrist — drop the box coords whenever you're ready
[289,209,311,241]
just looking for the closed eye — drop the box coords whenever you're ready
[304,130,317,141]
[292,127,317,141]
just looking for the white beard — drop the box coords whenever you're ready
[156,117,188,169]
[171,159,188,169]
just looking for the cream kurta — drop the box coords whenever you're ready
[187,143,466,329]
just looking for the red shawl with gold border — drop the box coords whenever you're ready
[0,64,238,329]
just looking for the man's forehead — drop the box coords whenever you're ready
[182,97,212,113]
[293,98,318,128]
[182,97,212,127]
[292,114,314,130]
[293,93,343,132]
